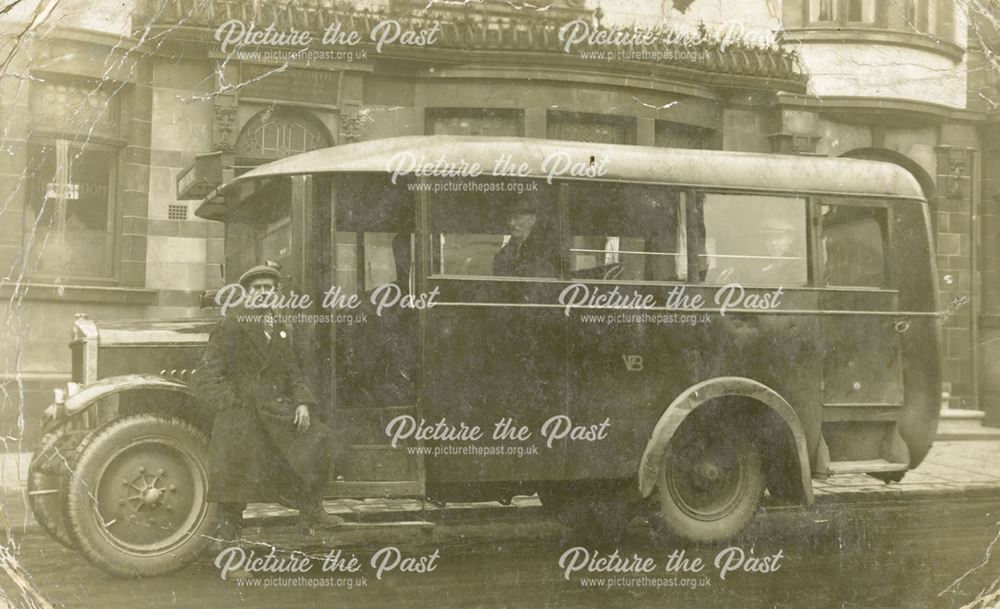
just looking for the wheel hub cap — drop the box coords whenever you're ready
[142,487,163,506]
[126,471,169,511]
[666,436,745,521]
[697,462,721,484]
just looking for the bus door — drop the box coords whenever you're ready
[323,175,424,498]
[422,179,568,485]
[815,200,908,472]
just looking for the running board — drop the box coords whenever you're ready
[824,460,909,475]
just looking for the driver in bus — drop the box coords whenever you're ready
[194,261,344,548]
[493,200,559,278]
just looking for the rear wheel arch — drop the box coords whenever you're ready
[638,377,813,506]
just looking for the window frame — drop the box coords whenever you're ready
[23,75,127,284]
[418,178,902,294]
[426,108,526,137]
[223,179,295,285]
[426,177,563,282]
[328,174,418,296]
[798,0,954,41]
[805,0,884,27]
[685,188,813,289]
[546,111,637,146]
[813,196,895,291]
[563,182,690,284]
[22,137,124,283]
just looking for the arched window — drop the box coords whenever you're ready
[235,108,332,167]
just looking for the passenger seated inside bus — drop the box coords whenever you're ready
[492,200,559,278]
[690,193,808,287]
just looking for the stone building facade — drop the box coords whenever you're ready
[0,0,990,444]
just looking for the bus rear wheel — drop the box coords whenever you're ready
[63,415,219,577]
[655,420,765,543]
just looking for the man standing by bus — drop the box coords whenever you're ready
[194,261,344,545]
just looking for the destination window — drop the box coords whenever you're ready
[819,204,888,288]
[690,193,809,287]
[566,184,687,282]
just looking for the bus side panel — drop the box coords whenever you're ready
[892,201,941,468]
[564,285,823,481]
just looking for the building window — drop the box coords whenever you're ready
[810,0,838,22]
[235,108,331,168]
[891,0,952,38]
[547,111,636,145]
[655,121,721,150]
[24,142,119,279]
[809,0,877,24]
[29,80,120,140]
[427,109,524,137]
[803,0,954,39]
[846,0,876,23]
[23,78,122,280]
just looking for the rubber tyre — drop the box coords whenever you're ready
[656,420,765,544]
[63,415,219,577]
[27,431,76,549]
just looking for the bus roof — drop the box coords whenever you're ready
[196,136,925,220]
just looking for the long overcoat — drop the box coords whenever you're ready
[193,305,333,504]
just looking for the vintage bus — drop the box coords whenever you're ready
[30,136,941,576]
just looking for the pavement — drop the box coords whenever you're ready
[1,438,998,532]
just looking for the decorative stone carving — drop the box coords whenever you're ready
[212,105,238,153]
[937,147,974,201]
[341,112,367,144]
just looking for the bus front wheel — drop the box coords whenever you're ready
[63,415,218,577]
[655,420,765,543]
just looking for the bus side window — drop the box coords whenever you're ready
[567,184,686,282]
[428,179,558,279]
[820,204,888,288]
[688,193,808,287]
[225,196,292,284]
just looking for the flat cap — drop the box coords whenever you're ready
[238,261,281,288]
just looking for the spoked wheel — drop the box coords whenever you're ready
[63,415,219,577]
[656,419,765,543]
[28,431,76,549]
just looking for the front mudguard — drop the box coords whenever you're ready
[43,374,202,434]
